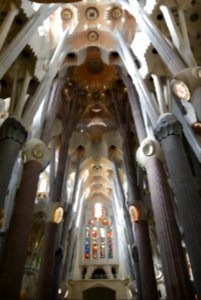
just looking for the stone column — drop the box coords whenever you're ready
[155,113,201,298]
[0,3,19,50]
[60,158,81,252]
[130,204,159,300]
[0,117,27,209]
[137,137,194,300]
[0,139,50,300]
[0,4,59,79]
[111,90,157,299]
[37,201,64,300]
[23,29,70,128]
[160,5,196,67]
[118,70,146,144]
[14,70,32,118]
[126,0,186,76]
[37,130,70,300]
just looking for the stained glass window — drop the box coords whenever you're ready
[84,203,113,260]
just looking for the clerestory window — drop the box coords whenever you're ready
[84,202,113,260]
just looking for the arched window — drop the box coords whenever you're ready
[84,202,113,260]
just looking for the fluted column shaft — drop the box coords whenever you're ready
[155,113,201,298]
[135,220,158,300]
[0,117,27,209]
[144,154,194,300]
[0,139,49,300]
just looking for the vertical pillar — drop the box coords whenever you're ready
[0,117,27,209]
[136,138,194,300]
[37,131,70,300]
[0,139,50,300]
[112,156,142,297]
[37,88,84,298]
[60,158,81,255]
[111,90,157,300]
[0,3,19,50]
[14,70,32,118]
[124,153,158,300]
[155,113,201,298]
[130,204,159,300]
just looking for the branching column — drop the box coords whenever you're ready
[0,139,50,300]
[0,4,59,79]
[155,113,201,298]
[127,0,186,76]
[123,74,194,299]
[0,73,66,299]
[111,90,157,300]
[0,3,19,50]
[0,117,27,209]
[37,91,83,299]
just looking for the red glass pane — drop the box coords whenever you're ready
[108,228,113,238]
[92,227,97,238]
[102,219,109,226]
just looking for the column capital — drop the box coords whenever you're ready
[136,137,163,169]
[0,117,27,145]
[22,139,50,169]
[154,113,182,141]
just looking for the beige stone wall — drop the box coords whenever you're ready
[67,279,132,300]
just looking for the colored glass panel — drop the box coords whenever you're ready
[102,218,109,226]
[92,227,97,238]
[107,227,113,238]
[85,243,90,259]
[108,242,113,258]
[100,243,105,258]
[85,226,90,238]
[93,242,97,258]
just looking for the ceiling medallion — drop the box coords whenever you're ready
[86,7,99,20]
[111,7,122,19]
[61,8,72,21]
[88,31,99,42]
[171,79,191,101]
